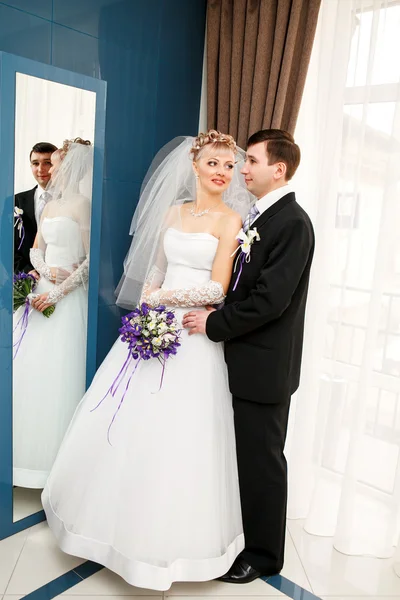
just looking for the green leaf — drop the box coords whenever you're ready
[43,305,55,318]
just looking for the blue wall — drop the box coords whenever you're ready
[0,0,207,363]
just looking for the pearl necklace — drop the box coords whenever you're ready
[188,201,222,218]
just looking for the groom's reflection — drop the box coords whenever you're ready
[14,142,57,275]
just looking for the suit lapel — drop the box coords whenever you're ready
[21,187,37,224]
[251,192,296,232]
[227,192,296,296]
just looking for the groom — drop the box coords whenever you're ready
[14,141,57,274]
[183,129,314,583]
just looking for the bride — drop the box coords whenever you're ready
[13,138,93,488]
[42,131,251,591]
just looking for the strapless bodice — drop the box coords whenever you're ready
[162,228,219,290]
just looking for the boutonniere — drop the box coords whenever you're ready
[230,227,261,290]
[14,207,25,250]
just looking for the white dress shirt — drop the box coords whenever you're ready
[254,184,292,220]
[34,186,51,225]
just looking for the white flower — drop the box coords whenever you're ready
[163,333,175,343]
[158,322,168,334]
[14,207,23,217]
[149,310,158,320]
[153,337,162,347]
[231,227,261,259]
[148,320,157,331]
[236,228,247,243]
[247,227,260,242]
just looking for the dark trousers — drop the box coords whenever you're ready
[233,394,291,575]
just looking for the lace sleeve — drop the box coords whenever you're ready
[30,248,52,280]
[140,265,165,303]
[46,256,89,304]
[146,280,225,308]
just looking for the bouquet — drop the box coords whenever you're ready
[13,272,55,317]
[13,272,55,358]
[119,303,181,363]
[92,303,181,443]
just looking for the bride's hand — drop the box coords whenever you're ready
[31,293,54,313]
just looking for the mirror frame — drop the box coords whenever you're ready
[0,52,107,540]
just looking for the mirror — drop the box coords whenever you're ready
[12,74,96,522]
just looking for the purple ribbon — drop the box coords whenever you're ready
[106,358,141,445]
[91,303,182,444]
[13,299,31,359]
[232,252,246,291]
[91,350,133,411]
[91,349,171,443]
[152,358,167,394]
[14,217,25,251]
[91,349,142,445]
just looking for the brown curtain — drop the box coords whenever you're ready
[207,0,321,147]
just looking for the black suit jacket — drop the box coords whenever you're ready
[206,192,315,404]
[14,186,38,273]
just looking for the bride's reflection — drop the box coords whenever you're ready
[13,138,93,491]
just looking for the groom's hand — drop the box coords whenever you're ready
[183,306,215,335]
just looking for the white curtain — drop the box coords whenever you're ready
[14,74,96,193]
[287,0,400,559]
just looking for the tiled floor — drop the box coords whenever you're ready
[1,518,400,600]
[13,488,43,522]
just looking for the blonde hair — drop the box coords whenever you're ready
[52,137,91,163]
[60,137,91,158]
[191,129,237,162]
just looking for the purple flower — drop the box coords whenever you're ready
[120,316,130,328]
[154,305,166,313]
[13,272,35,284]
[140,303,150,316]
[119,304,181,377]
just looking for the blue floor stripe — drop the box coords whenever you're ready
[263,574,322,600]
[72,560,104,579]
[22,570,83,600]
[21,562,103,600]
[20,559,321,600]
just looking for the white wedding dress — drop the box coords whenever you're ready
[13,217,88,488]
[42,228,244,591]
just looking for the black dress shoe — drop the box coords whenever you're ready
[217,558,261,584]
